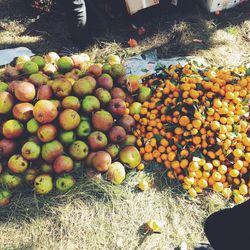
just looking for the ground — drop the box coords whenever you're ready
[0,0,249,249]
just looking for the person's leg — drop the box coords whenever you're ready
[204,199,250,250]
[61,0,89,48]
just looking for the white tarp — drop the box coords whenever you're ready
[0,47,34,66]
[125,50,206,76]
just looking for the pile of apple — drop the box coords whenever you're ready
[0,53,150,206]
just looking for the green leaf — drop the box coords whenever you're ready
[196,84,204,91]
[231,79,238,84]
[191,60,200,67]
[164,106,172,115]
[171,80,178,86]
[246,68,250,76]
[141,68,149,73]
[189,74,200,78]
[233,124,239,134]
[155,63,166,71]
[176,143,183,149]
[208,144,221,152]
[175,104,183,111]
[193,150,204,159]
[190,66,199,74]
[163,123,178,131]
[154,134,164,142]
[152,79,162,86]
[203,77,210,82]
[156,100,164,107]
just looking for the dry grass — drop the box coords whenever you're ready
[0,1,249,250]
[0,170,231,250]
[0,1,250,65]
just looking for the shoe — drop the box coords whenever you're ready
[194,243,214,250]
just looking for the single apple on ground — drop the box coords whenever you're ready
[34,174,53,194]
[56,175,76,192]
[107,162,126,185]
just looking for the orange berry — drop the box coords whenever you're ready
[136,139,143,147]
[180,159,189,168]
[167,171,176,179]
[171,160,180,169]
[164,160,171,168]
[156,157,162,163]
[179,116,190,126]
[158,146,166,153]
[152,150,161,158]
[137,163,145,170]
[178,174,185,181]
[174,127,184,135]
[161,154,168,161]
[134,114,140,121]
[168,152,176,162]
[145,144,153,153]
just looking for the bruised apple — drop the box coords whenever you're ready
[33,100,58,124]
[107,162,126,185]
[92,110,113,132]
[119,146,141,169]
[92,151,111,172]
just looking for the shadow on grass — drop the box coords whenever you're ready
[0,0,249,57]
[0,172,127,221]
[0,160,192,225]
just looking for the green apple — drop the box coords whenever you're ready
[76,120,92,138]
[0,189,12,207]
[123,135,136,146]
[119,146,141,169]
[59,131,76,145]
[82,96,100,113]
[21,141,41,160]
[102,63,112,75]
[69,141,89,160]
[138,86,151,103]
[26,118,40,134]
[56,175,76,192]
[8,154,28,174]
[129,102,142,115]
[0,81,8,92]
[1,172,22,189]
[31,56,45,69]
[107,55,121,65]
[41,163,53,174]
[23,61,39,75]
[34,174,53,194]
[105,144,120,159]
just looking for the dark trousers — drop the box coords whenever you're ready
[204,199,250,250]
[59,0,102,47]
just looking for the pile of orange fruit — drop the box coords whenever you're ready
[134,63,250,203]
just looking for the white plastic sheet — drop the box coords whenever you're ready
[125,50,206,76]
[0,47,34,66]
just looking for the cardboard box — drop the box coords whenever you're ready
[201,0,245,12]
[125,0,160,15]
